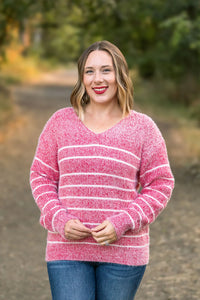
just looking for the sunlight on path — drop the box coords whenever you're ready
[34,68,78,86]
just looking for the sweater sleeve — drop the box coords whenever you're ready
[30,112,78,238]
[107,117,175,240]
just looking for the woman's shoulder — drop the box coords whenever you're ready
[47,107,75,123]
[130,110,157,127]
[130,110,163,137]
[51,107,74,118]
[42,107,75,133]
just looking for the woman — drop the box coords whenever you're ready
[30,41,174,300]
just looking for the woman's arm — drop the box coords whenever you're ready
[30,112,78,239]
[106,119,175,240]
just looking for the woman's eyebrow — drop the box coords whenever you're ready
[85,64,113,69]
[101,65,112,68]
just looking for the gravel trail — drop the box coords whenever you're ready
[0,70,199,299]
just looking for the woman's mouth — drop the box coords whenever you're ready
[93,86,108,94]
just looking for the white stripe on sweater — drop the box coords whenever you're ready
[60,172,136,183]
[59,184,135,192]
[42,215,47,230]
[42,199,58,212]
[50,205,61,211]
[123,211,135,229]
[131,203,150,223]
[48,228,149,238]
[35,157,59,173]
[160,184,173,190]
[59,156,137,170]
[130,207,142,231]
[144,194,164,208]
[58,144,140,160]
[59,196,133,203]
[67,207,131,213]
[144,187,168,199]
[47,241,149,248]
[140,164,169,178]
[66,207,135,229]
[30,174,58,184]
[30,176,43,184]
[36,191,57,202]
[52,208,66,232]
[32,184,57,194]
[139,196,155,221]
[159,177,174,181]
[122,233,149,238]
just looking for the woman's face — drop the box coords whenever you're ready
[83,50,118,106]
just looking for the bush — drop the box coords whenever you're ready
[0,83,14,127]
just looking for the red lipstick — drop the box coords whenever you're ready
[93,86,108,94]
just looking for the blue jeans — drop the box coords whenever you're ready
[47,260,146,300]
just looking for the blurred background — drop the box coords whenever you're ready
[1,0,200,155]
[0,1,200,299]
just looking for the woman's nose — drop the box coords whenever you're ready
[94,71,103,82]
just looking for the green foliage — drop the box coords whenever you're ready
[39,3,83,62]
[1,0,200,107]
[160,11,200,78]
[0,0,36,44]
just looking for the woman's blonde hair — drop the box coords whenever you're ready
[70,40,134,120]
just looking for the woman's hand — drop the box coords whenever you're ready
[64,219,91,240]
[91,220,117,246]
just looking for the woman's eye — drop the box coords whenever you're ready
[85,70,93,74]
[103,69,111,73]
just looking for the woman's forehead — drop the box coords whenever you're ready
[85,50,113,68]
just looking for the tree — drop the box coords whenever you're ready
[1,0,200,104]
[0,0,55,59]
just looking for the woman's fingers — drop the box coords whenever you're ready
[91,222,106,232]
[64,219,117,244]
[91,220,117,245]
[73,220,92,233]
[64,219,91,240]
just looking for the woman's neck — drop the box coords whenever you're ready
[84,102,122,119]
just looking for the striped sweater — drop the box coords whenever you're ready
[30,107,174,266]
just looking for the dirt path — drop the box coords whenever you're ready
[0,70,199,300]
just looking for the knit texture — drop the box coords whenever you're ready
[30,107,174,266]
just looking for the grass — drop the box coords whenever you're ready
[133,76,200,162]
[0,44,55,134]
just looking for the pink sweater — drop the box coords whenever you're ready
[30,107,174,266]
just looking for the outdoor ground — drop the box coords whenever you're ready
[0,69,199,299]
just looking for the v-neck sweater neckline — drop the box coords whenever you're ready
[71,107,133,136]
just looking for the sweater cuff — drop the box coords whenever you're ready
[53,210,79,239]
[107,212,135,240]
